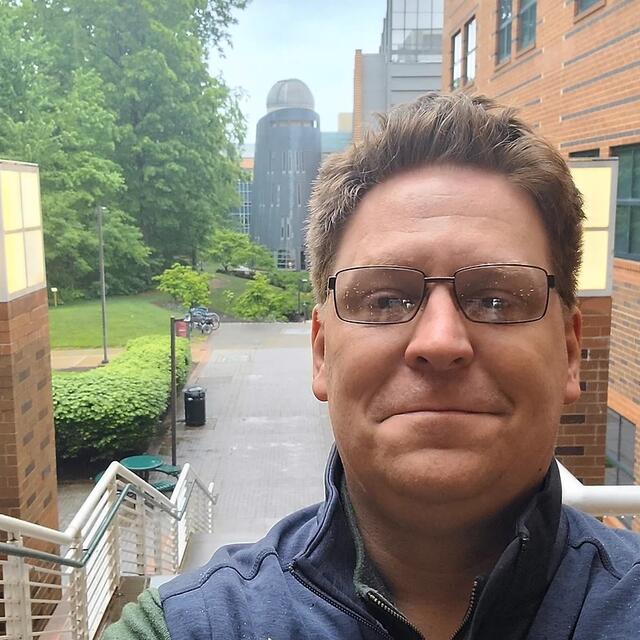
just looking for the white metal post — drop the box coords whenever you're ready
[69,538,89,640]
[4,535,33,640]
[135,492,147,575]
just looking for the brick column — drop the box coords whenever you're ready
[0,160,58,530]
[555,296,611,485]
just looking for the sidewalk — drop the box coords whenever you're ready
[57,324,334,544]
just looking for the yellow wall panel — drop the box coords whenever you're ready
[1,170,23,232]
[570,166,612,229]
[578,229,609,292]
[4,232,27,293]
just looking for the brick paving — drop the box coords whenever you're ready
[57,323,335,543]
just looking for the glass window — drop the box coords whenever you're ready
[576,0,601,13]
[392,12,405,29]
[497,0,513,63]
[517,0,536,49]
[606,408,636,486]
[465,18,477,83]
[612,144,640,260]
[452,31,463,89]
[405,0,418,11]
[569,149,600,158]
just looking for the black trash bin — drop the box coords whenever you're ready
[184,386,206,426]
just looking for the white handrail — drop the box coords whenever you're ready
[557,461,640,515]
[0,461,215,640]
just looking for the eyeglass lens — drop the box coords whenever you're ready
[333,265,550,324]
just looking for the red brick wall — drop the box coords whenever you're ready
[443,0,640,155]
[556,297,611,484]
[443,0,640,483]
[0,288,58,529]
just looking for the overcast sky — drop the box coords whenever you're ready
[208,0,388,143]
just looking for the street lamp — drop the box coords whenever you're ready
[50,287,58,307]
[297,278,308,317]
[97,206,109,364]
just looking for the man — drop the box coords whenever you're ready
[106,93,640,639]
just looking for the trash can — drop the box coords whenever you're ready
[184,386,206,426]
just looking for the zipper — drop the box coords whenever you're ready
[449,577,481,640]
[367,590,425,639]
[289,562,392,638]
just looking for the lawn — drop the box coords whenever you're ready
[48,291,180,348]
[49,274,252,348]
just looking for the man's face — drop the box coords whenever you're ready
[311,165,581,521]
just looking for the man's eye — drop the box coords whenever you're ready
[480,297,508,310]
[371,294,414,310]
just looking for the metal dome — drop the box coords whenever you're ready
[266,79,315,112]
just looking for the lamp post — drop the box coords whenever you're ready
[97,206,108,364]
[298,278,308,317]
[50,287,58,307]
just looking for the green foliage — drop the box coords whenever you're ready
[207,229,274,272]
[0,0,248,296]
[154,263,211,308]
[53,336,190,461]
[226,272,291,321]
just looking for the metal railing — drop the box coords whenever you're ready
[0,462,214,640]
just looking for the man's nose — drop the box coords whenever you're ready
[403,284,474,371]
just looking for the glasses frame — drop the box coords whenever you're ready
[327,263,556,325]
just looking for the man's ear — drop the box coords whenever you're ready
[563,307,582,406]
[311,304,328,402]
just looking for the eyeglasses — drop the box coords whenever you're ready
[327,264,555,325]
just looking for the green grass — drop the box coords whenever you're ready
[49,291,180,349]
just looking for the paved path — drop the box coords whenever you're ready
[57,323,335,547]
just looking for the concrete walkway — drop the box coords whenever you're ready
[57,323,335,551]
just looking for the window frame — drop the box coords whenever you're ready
[611,144,640,261]
[451,30,463,89]
[496,0,513,64]
[516,0,536,51]
[464,17,477,84]
[606,408,636,486]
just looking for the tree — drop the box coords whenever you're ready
[226,273,289,321]
[30,0,248,268]
[154,263,211,308]
[208,229,274,272]
[0,5,150,298]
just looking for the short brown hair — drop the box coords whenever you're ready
[306,92,584,307]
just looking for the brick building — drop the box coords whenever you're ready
[443,0,640,484]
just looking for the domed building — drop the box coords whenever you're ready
[252,79,321,270]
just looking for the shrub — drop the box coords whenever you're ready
[53,336,190,461]
[154,263,211,308]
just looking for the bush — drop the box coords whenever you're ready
[154,263,211,309]
[53,336,190,461]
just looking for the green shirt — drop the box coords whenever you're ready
[103,587,169,640]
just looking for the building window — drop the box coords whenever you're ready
[497,0,513,64]
[576,0,602,14]
[452,31,463,89]
[517,0,536,50]
[612,144,640,261]
[606,409,636,486]
[465,18,476,83]
[296,183,302,207]
[569,149,600,158]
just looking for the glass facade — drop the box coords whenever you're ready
[612,144,640,261]
[606,408,636,486]
[386,0,443,63]
[497,0,513,63]
[517,0,536,50]
[231,173,251,235]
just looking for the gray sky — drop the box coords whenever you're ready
[208,0,387,143]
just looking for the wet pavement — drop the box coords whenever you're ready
[57,323,335,543]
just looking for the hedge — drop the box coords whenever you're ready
[53,336,191,461]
